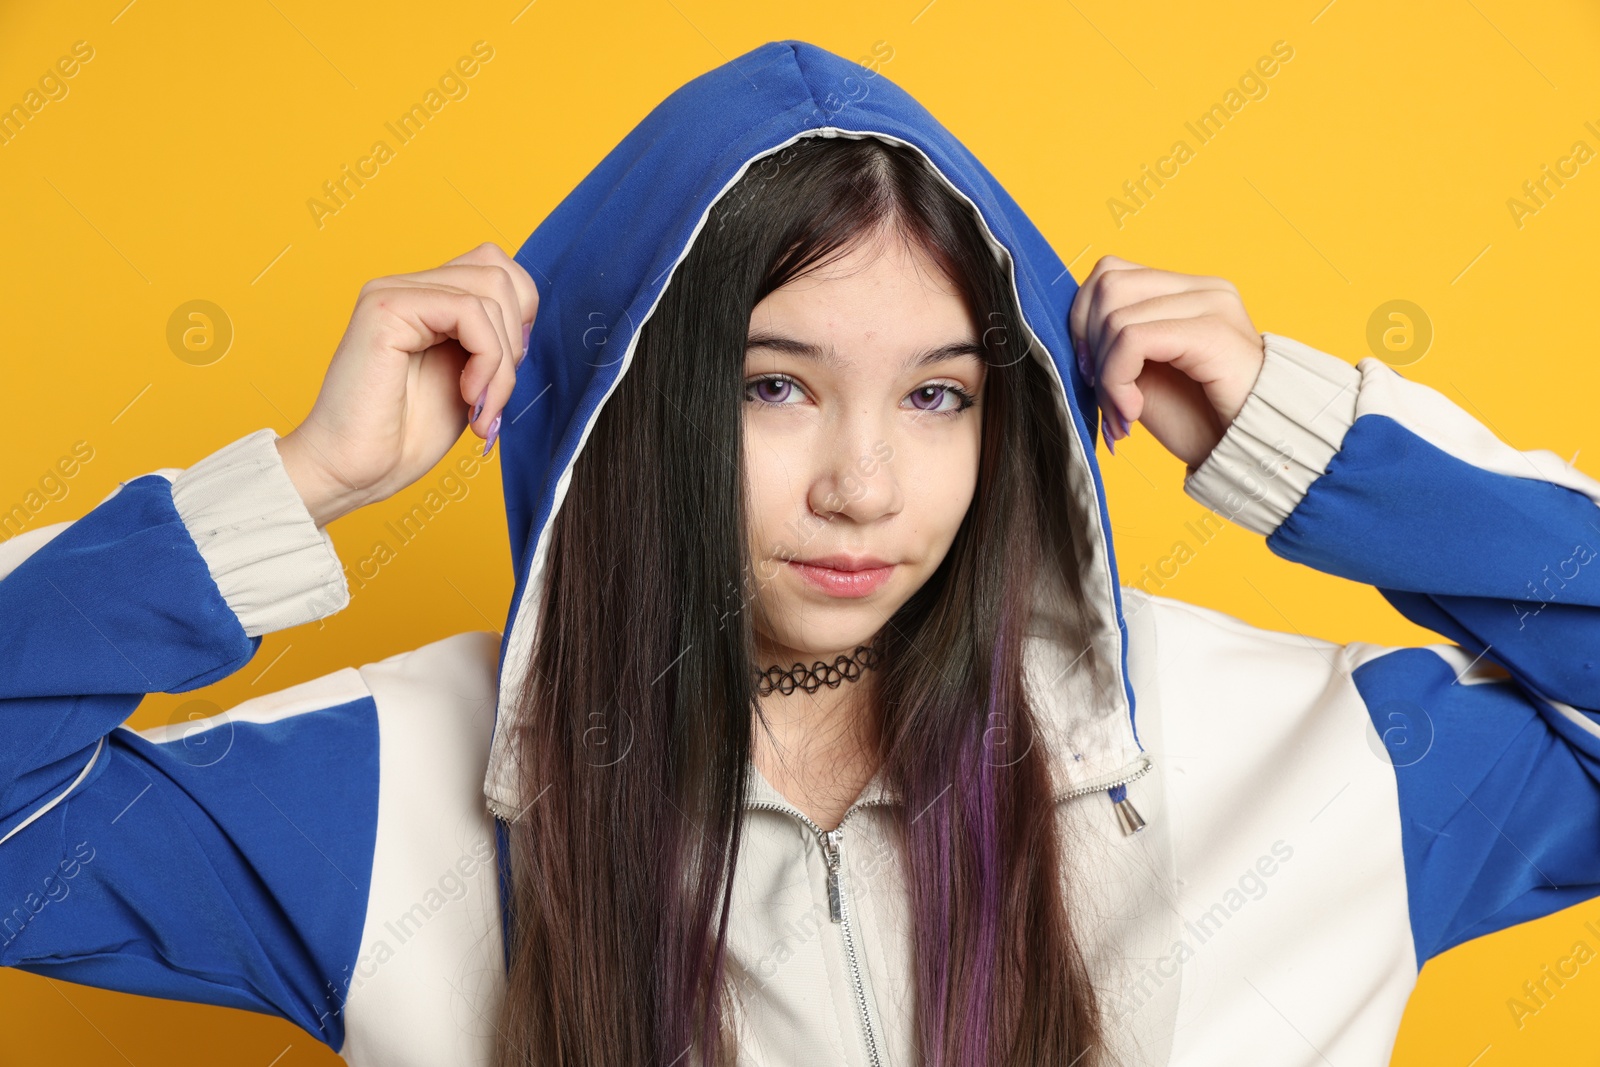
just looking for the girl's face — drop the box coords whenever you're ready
[742,225,985,666]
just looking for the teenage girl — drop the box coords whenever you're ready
[4,40,1599,1067]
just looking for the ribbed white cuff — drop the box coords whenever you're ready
[169,429,350,637]
[1182,333,1362,536]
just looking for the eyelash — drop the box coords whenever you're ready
[744,374,978,418]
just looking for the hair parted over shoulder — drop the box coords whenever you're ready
[493,134,1111,1067]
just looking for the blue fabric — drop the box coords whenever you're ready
[1271,415,1600,710]
[0,475,255,841]
[1272,414,1600,963]
[0,478,380,1050]
[1353,649,1600,962]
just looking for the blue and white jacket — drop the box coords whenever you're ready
[4,40,1600,1067]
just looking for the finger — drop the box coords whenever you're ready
[1097,315,1244,432]
[1082,267,1234,367]
[1093,289,1250,376]
[461,290,514,428]
[478,343,518,447]
[1075,255,1235,374]
[436,260,528,372]
[1068,254,1143,358]
[441,243,539,363]
[365,277,515,429]
[1088,279,1235,379]
[379,243,539,367]
[363,286,511,434]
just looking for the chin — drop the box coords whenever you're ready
[763,605,896,664]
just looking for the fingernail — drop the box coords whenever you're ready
[1076,346,1093,385]
[520,319,533,359]
[471,385,488,424]
[1103,412,1116,455]
[482,413,502,457]
[1119,412,1133,439]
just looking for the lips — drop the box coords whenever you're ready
[796,554,892,572]
[785,554,896,598]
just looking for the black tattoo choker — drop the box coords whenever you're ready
[756,644,883,697]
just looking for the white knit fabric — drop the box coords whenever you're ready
[1182,332,1362,535]
[169,429,349,636]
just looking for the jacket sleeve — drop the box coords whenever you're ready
[1183,332,1600,963]
[0,429,379,1050]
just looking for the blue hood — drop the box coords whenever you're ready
[484,39,1143,818]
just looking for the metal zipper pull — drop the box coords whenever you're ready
[1108,783,1146,835]
[818,828,845,923]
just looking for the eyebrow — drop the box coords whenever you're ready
[744,332,984,370]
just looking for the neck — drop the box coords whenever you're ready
[750,639,885,825]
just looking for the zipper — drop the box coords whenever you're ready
[819,827,846,922]
[738,753,1153,1064]
[747,798,886,1067]
[1057,753,1154,835]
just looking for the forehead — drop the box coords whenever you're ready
[769,224,962,297]
[747,231,976,347]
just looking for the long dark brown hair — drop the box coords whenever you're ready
[493,134,1109,1066]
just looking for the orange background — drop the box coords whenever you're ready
[2,1,1597,1063]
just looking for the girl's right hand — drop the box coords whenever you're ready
[274,242,539,526]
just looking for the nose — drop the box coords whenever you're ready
[805,422,900,524]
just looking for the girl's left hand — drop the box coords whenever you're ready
[1067,254,1266,469]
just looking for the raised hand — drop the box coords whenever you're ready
[275,242,538,525]
[1068,254,1265,468]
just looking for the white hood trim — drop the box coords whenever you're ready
[484,128,1139,820]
